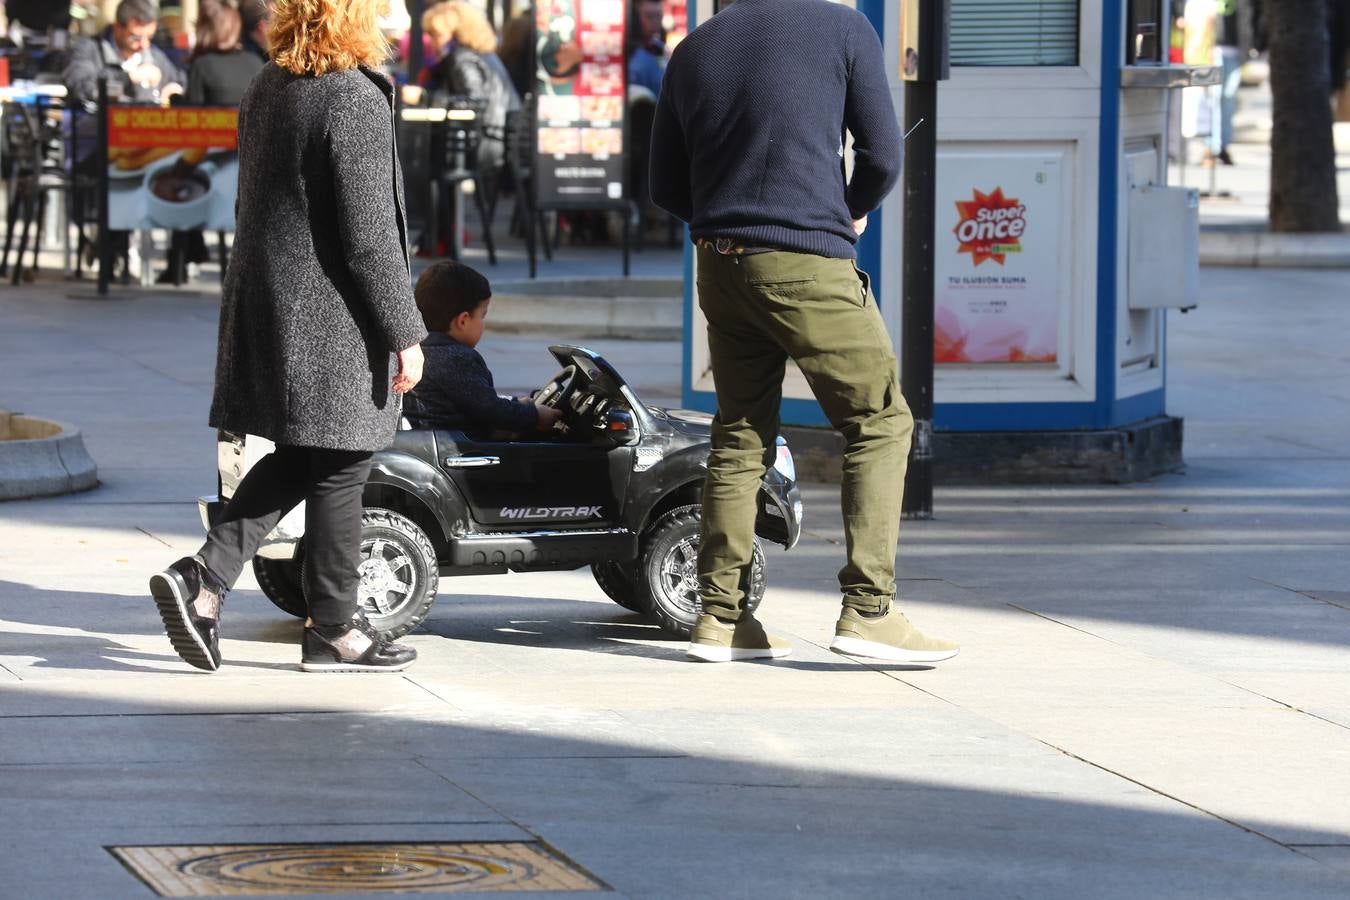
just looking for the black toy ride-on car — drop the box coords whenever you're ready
[199,345,803,638]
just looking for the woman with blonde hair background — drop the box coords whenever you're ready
[420,0,520,174]
[149,0,428,674]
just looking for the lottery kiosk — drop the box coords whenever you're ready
[680,0,1206,482]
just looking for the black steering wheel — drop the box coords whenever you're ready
[535,364,579,419]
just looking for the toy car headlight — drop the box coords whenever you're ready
[773,437,796,483]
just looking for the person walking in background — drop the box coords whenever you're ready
[626,0,666,98]
[158,0,265,285]
[148,0,428,674]
[1213,0,1244,166]
[650,0,959,664]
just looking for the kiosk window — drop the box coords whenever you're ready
[1126,0,1166,64]
[950,0,1080,67]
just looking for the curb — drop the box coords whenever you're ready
[1200,228,1350,268]
[0,411,99,501]
[488,277,682,340]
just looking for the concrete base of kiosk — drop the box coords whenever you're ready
[782,417,1184,486]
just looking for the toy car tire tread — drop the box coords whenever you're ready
[253,554,307,619]
[591,561,644,612]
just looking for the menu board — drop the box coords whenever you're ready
[534,0,627,205]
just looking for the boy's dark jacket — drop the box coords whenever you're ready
[403,332,539,433]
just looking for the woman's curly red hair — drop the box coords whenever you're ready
[270,0,390,76]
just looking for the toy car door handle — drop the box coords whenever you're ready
[444,456,501,468]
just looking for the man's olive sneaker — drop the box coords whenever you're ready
[686,613,792,662]
[830,607,959,663]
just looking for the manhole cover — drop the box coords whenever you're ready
[109,842,605,895]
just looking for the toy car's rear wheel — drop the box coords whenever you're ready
[637,505,764,636]
[345,508,439,641]
[591,561,643,612]
[253,553,307,619]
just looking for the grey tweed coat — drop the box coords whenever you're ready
[208,63,427,452]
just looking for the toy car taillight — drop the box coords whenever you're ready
[773,437,796,482]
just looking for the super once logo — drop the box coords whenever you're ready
[954,187,1026,266]
[499,506,603,520]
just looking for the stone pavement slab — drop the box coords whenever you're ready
[2,268,1349,897]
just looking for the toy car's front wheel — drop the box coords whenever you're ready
[638,506,764,636]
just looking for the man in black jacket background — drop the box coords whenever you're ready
[651,0,958,665]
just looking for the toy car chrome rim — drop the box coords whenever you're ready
[656,534,701,617]
[357,538,417,619]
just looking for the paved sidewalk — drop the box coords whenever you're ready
[0,267,1348,898]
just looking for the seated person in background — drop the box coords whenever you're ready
[404,262,564,436]
[63,0,185,108]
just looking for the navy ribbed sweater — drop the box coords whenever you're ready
[649,0,902,258]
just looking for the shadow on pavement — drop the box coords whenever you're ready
[0,678,1346,898]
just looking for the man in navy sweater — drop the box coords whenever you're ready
[651,0,958,665]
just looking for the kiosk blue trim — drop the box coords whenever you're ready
[1093,0,1124,430]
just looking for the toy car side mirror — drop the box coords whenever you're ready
[601,410,638,444]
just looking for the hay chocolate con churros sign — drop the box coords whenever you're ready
[105,106,241,232]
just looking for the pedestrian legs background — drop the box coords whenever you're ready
[197,445,373,625]
[695,246,913,621]
[1216,44,1242,158]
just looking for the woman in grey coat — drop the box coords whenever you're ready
[149,0,429,674]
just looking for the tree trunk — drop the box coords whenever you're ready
[1267,0,1341,232]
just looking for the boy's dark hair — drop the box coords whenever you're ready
[415,261,492,332]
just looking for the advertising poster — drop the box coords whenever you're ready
[105,106,240,232]
[534,0,627,205]
[934,152,1063,364]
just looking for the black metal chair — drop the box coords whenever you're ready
[0,98,69,284]
[400,97,503,264]
[65,106,102,281]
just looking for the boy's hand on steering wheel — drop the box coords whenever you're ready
[535,404,564,431]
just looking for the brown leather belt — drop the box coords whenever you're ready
[696,237,775,256]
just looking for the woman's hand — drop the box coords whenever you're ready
[393,343,424,394]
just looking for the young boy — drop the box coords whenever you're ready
[404,261,563,434]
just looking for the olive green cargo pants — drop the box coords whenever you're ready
[695,245,915,621]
